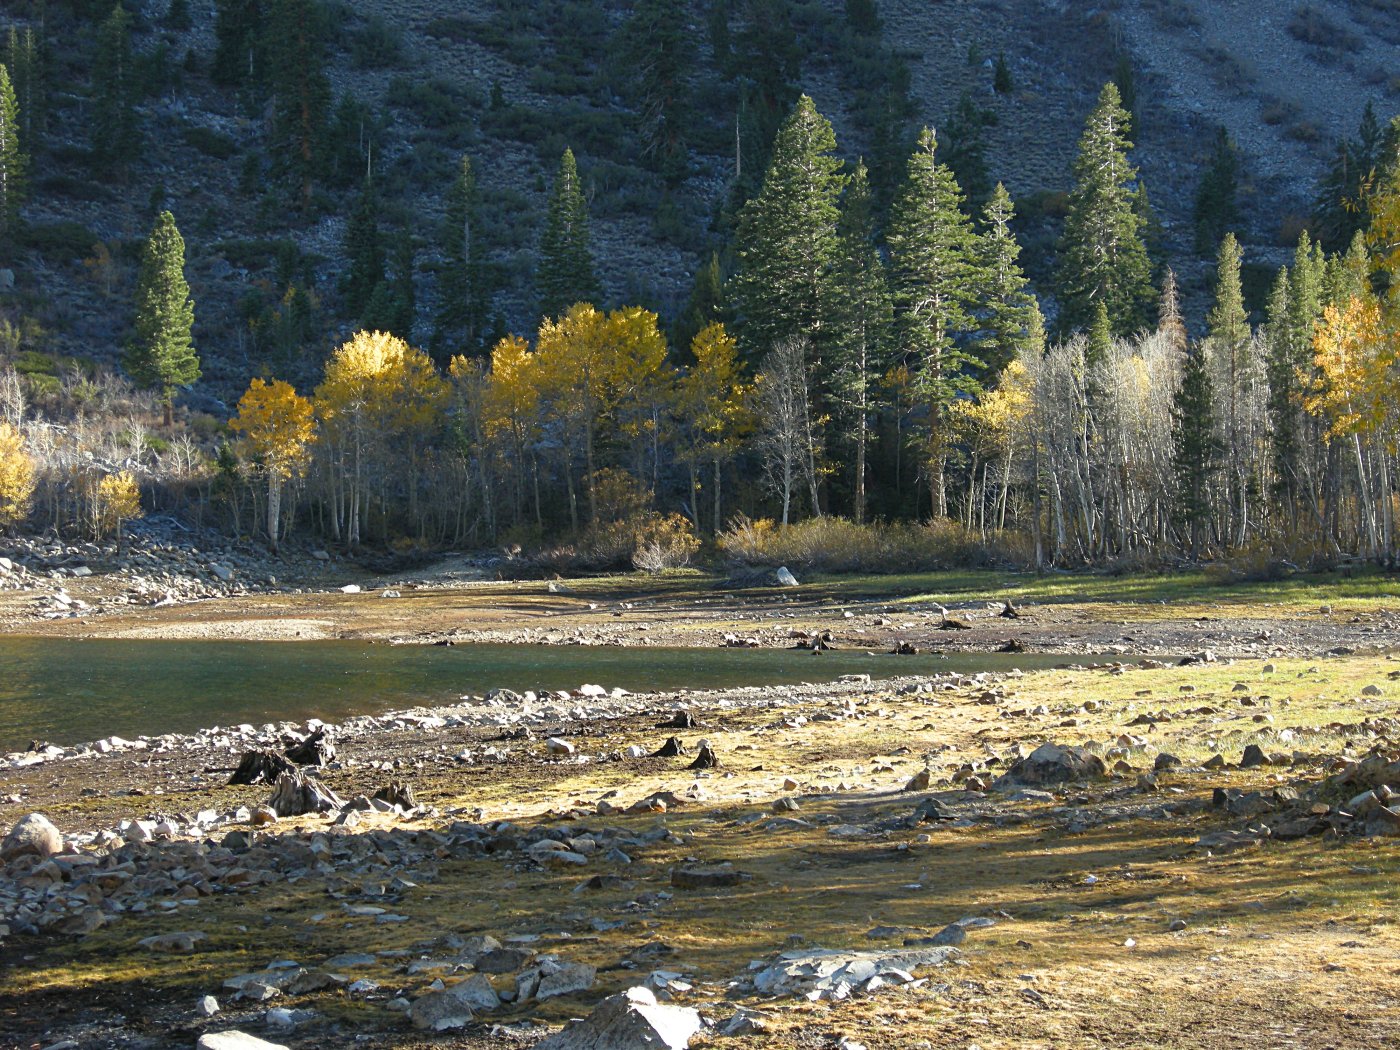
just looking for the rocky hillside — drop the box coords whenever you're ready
[3,0,1397,409]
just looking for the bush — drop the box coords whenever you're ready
[632,514,701,573]
[182,125,239,159]
[20,222,100,263]
[716,515,1010,573]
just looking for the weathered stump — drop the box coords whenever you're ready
[228,749,295,786]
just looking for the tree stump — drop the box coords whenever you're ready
[228,749,295,786]
[687,744,720,770]
[285,726,335,767]
[267,771,345,817]
[651,736,686,758]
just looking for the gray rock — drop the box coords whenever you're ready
[2,813,63,861]
[476,947,531,973]
[750,946,957,999]
[773,566,799,587]
[449,973,500,1012]
[536,961,597,1000]
[671,864,750,890]
[409,989,475,1031]
[1240,744,1270,768]
[197,995,220,1018]
[196,1034,289,1050]
[139,931,206,952]
[998,743,1106,786]
[535,986,702,1050]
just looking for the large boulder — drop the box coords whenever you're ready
[197,1033,289,1050]
[998,742,1105,786]
[535,986,702,1050]
[1,813,62,861]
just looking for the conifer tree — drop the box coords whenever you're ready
[267,0,329,209]
[1265,231,1326,511]
[127,211,199,426]
[92,4,139,169]
[1206,233,1260,545]
[828,162,893,522]
[6,26,42,145]
[941,91,992,213]
[1056,82,1153,337]
[1313,103,1385,252]
[1157,267,1187,357]
[973,183,1036,381]
[673,251,729,359]
[0,65,26,258]
[621,0,693,185]
[537,147,599,319]
[1193,127,1239,254]
[435,154,489,354]
[343,179,383,321]
[733,95,846,356]
[1171,344,1222,556]
[886,127,983,517]
[213,0,265,86]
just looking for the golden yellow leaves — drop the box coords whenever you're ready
[93,470,141,538]
[230,377,316,481]
[316,330,448,438]
[1306,296,1398,442]
[0,421,35,528]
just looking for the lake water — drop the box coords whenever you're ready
[0,637,1070,751]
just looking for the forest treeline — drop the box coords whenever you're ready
[1,2,1399,572]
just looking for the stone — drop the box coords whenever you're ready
[196,1034,289,1050]
[2,813,63,861]
[904,769,931,792]
[535,961,597,1000]
[547,738,576,756]
[999,743,1106,786]
[139,931,206,953]
[409,990,475,1031]
[751,946,957,999]
[534,986,701,1050]
[476,947,533,974]
[1168,919,1187,932]
[1362,684,1384,697]
[1240,744,1270,769]
[1153,753,1181,771]
[249,806,279,826]
[773,566,799,587]
[450,973,500,1012]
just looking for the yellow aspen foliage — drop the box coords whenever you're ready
[230,378,316,480]
[94,470,142,540]
[1306,296,1397,441]
[0,421,36,529]
[675,322,755,463]
[317,330,447,434]
[478,334,540,444]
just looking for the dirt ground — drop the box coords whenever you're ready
[0,566,1398,1049]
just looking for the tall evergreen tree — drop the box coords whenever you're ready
[435,154,489,355]
[267,0,329,209]
[1265,231,1326,511]
[127,211,199,426]
[1312,102,1386,252]
[732,95,846,356]
[0,65,26,258]
[886,127,983,517]
[212,0,265,86]
[621,0,693,186]
[1206,232,1260,546]
[1157,267,1187,357]
[828,162,893,522]
[6,26,43,145]
[92,4,139,169]
[1171,344,1223,556]
[536,147,599,319]
[342,179,383,319]
[941,91,992,213]
[1193,127,1239,255]
[1056,82,1154,337]
[972,183,1036,382]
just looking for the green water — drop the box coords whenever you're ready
[0,637,1070,751]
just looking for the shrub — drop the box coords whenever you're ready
[632,514,701,573]
[716,515,1010,573]
[182,125,239,159]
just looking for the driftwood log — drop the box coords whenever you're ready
[267,771,345,817]
[228,749,295,786]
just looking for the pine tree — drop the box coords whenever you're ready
[342,180,383,319]
[993,51,1014,94]
[92,4,140,169]
[673,251,729,359]
[886,127,983,517]
[1206,232,1259,546]
[1171,344,1223,556]
[126,211,199,426]
[1265,231,1326,510]
[828,162,893,522]
[941,91,992,213]
[212,0,265,86]
[6,26,43,146]
[537,147,599,319]
[972,183,1036,382]
[1312,102,1386,252]
[732,95,846,356]
[0,65,26,258]
[1157,267,1187,358]
[1056,82,1154,337]
[267,0,329,209]
[621,0,693,185]
[1193,127,1239,255]
[435,154,490,355]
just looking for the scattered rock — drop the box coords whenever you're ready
[773,567,799,587]
[671,864,750,890]
[197,1034,289,1050]
[535,961,597,1000]
[1,813,63,861]
[534,986,702,1049]
[998,743,1106,786]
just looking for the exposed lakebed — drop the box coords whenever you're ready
[0,636,1076,750]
